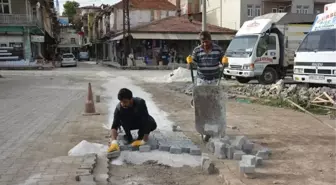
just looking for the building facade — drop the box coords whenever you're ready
[0,0,58,64]
[89,0,177,61]
[57,26,81,56]
[204,0,335,30]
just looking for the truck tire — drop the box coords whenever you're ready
[236,77,251,83]
[258,67,278,85]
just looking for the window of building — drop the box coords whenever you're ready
[296,5,302,13]
[255,5,261,16]
[0,0,10,14]
[0,43,6,47]
[278,7,285,12]
[303,6,309,14]
[71,38,76,44]
[272,8,277,13]
[247,5,253,17]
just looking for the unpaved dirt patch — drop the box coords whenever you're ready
[137,82,336,185]
[109,161,223,185]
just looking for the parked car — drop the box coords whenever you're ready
[78,52,90,61]
[61,53,77,67]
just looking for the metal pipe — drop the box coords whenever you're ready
[202,0,206,31]
[220,0,222,27]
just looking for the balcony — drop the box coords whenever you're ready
[0,14,43,27]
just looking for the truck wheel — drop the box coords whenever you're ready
[258,67,278,85]
[236,77,251,83]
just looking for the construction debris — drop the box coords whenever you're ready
[310,92,336,120]
[178,82,336,107]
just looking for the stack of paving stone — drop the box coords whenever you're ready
[117,130,202,155]
[207,135,272,176]
[75,153,98,184]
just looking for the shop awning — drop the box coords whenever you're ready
[110,33,233,41]
[0,26,24,32]
[57,44,80,48]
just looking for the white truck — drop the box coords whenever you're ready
[223,13,313,84]
[293,3,336,86]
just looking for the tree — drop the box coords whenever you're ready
[72,15,83,31]
[62,1,80,23]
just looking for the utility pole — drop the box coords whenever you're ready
[202,0,206,31]
[122,0,131,66]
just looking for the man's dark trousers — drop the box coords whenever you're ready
[121,115,157,142]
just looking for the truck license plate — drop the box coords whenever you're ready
[309,75,325,80]
[230,71,238,75]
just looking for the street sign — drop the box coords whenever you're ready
[31,35,44,43]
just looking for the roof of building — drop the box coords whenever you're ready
[113,0,176,10]
[131,16,236,34]
[79,5,101,9]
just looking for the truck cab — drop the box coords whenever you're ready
[293,3,336,86]
[224,19,285,84]
[224,13,312,84]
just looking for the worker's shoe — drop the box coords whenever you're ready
[107,140,120,153]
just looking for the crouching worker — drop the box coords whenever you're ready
[107,88,157,153]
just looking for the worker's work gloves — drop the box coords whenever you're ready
[131,140,146,147]
[221,56,228,64]
[107,140,120,153]
[186,55,193,64]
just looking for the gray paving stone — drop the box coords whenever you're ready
[181,146,191,153]
[241,155,256,166]
[232,136,247,150]
[147,139,159,150]
[170,146,182,154]
[190,147,201,156]
[76,169,92,176]
[78,174,95,181]
[233,150,246,160]
[226,145,235,159]
[131,146,139,151]
[239,161,255,174]
[159,144,171,152]
[256,157,263,167]
[214,140,227,159]
[256,150,269,160]
[139,145,151,152]
[242,142,254,154]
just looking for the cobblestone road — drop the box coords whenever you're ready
[0,64,107,184]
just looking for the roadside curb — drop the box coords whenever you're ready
[102,62,187,70]
[0,66,54,70]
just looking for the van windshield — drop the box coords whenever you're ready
[226,35,258,58]
[297,29,336,52]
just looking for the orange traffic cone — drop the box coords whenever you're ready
[83,83,100,116]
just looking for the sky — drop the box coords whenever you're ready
[58,0,120,15]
